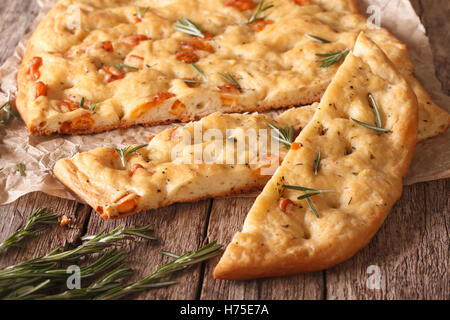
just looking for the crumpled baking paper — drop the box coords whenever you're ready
[0,0,448,205]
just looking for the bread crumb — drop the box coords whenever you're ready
[58,215,72,227]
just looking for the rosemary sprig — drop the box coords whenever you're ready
[248,0,274,24]
[306,34,331,43]
[96,241,223,300]
[18,163,25,176]
[81,224,156,243]
[171,18,204,38]
[78,97,100,111]
[351,94,391,133]
[267,123,295,147]
[0,208,59,252]
[1,250,128,300]
[0,225,155,299]
[314,147,321,175]
[0,221,221,300]
[114,63,139,74]
[282,185,335,218]
[0,92,20,125]
[135,3,149,19]
[217,72,242,91]
[113,144,148,167]
[39,264,133,300]
[1,225,154,273]
[315,48,349,68]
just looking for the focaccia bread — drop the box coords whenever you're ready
[214,33,418,280]
[18,0,447,138]
[54,106,315,219]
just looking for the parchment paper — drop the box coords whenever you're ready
[0,0,448,205]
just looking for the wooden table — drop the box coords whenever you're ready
[0,0,448,300]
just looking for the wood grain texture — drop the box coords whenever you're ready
[0,0,40,65]
[324,180,449,300]
[200,197,325,300]
[0,192,91,268]
[0,0,448,300]
[82,200,212,300]
[415,0,450,94]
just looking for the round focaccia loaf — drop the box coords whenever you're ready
[19,0,432,137]
[214,33,418,280]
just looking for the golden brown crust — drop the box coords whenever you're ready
[405,75,450,141]
[347,0,360,14]
[53,158,107,218]
[23,94,322,136]
[55,157,266,220]
[214,33,418,280]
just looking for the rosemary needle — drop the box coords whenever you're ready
[184,64,208,84]
[305,34,331,43]
[351,118,391,133]
[314,147,321,175]
[306,197,319,218]
[114,63,139,74]
[191,63,207,81]
[89,103,100,111]
[18,163,25,176]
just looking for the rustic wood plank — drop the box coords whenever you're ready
[324,180,448,300]
[200,197,325,300]
[0,192,91,268]
[83,200,212,300]
[417,0,449,94]
[0,0,40,65]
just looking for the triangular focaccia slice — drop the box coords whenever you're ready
[54,106,315,219]
[17,0,447,139]
[214,33,418,280]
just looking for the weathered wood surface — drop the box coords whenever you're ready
[0,0,448,300]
